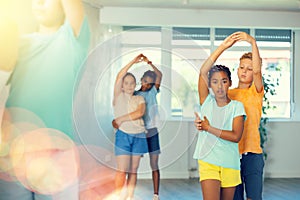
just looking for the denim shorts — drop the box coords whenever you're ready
[114,129,148,156]
[146,128,161,155]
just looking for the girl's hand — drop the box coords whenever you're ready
[231,31,255,44]
[133,54,145,64]
[142,55,150,64]
[221,33,238,49]
[194,112,202,131]
[194,112,210,132]
[201,116,210,132]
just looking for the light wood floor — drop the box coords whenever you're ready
[133,178,300,200]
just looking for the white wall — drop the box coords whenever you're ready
[99,7,300,29]
[97,7,300,178]
[264,122,300,177]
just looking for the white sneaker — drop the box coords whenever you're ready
[152,194,160,200]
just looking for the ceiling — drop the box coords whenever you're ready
[84,0,300,12]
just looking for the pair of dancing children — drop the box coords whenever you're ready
[194,31,264,200]
[112,54,162,200]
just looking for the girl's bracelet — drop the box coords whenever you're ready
[147,61,152,64]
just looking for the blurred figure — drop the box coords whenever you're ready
[6,0,90,140]
[112,54,148,200]
[135,54,162,200]
[0,15,18,142]
[0,0,90,199]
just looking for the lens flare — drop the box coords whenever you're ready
[9,128,79,195]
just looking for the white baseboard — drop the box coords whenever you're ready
[138,170,300,179]
[264,171,300,178]
[138,171,190,179]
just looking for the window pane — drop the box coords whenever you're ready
[255,29,291,42]
[256,30,292,118]
[173,27,210,40]
[121,26,161,45]
[215,28,250,40]
[171,48,209,117]
[260,49,291,118]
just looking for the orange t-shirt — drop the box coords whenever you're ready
[228,84,264,154]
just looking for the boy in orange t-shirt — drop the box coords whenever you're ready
[228,39,264,199]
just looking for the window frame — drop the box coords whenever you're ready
[120,26,294,121]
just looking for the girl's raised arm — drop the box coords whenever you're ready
[113,54,144,105]
[198,34,236,105]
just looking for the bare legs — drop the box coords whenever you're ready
[201,180,236,200]
[115,155,129,195]
[149,154,160,195]
[127,156,141,198]
[115,155,141,199]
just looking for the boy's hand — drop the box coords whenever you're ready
[112,119,119,129]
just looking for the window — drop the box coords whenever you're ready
[120,26,293,119]
[255,29,292,118]
[171,28,210,117]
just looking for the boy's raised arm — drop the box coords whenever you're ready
[232,32,263,92]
